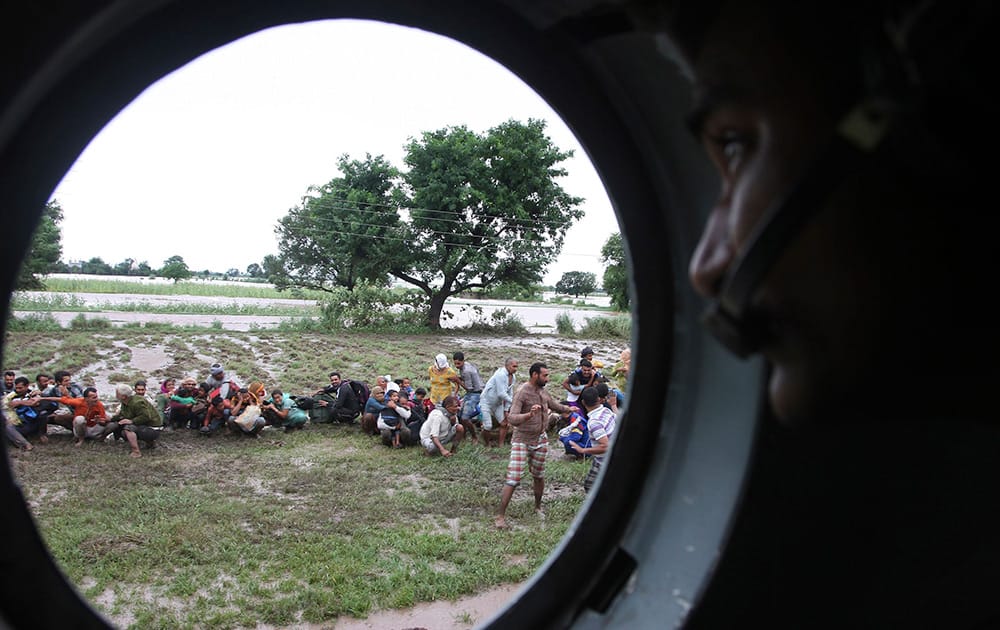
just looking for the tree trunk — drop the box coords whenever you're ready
[427,291,448,329]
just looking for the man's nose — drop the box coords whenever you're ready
[689,207,735,299]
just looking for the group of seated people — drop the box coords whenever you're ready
[2,346,629,459]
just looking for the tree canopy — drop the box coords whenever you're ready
[272,119,584,327]
[15,200,63,290]
[270,153,403,292]
[555,271,598,297]
[160,255,192,283]
[601,232,630,311]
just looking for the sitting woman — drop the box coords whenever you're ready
[361,386,387,436]
[377,389,412,448]
[227,383,266,437]
[155,378,175,426]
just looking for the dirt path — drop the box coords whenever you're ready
[331,583,521,629]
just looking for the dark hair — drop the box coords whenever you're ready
[83,387,97,397]
[36,373,50,382]
[14,376,29,386]
[270,389,283,397]
[442,395,460,408]
[4,370,14,377]
[211,395,224,405]
[579,359,593,368]
[53,370,70,382]
[453,351,465,361]
[238,387,248,394]
[567,372,582,385]
[394,378,404,386]
[529,362,547,377]
[134,379,147,387]
[328,371,341,379]
[595,383,610,398]
[415,387,427,396]
[581,386,600,407]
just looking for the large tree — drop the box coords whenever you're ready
[272,153,403,292]
[395,119,583,327]
[601,232,630,311]
[555,271,598,297]
[15,200,63,290]
[160,255,191,283]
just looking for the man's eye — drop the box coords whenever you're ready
[710,131,751,173]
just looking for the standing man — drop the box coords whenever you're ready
[479,357,518,447]
[495,362,572,529]
[105,384,161,458]
[452,351,484,443]
[419,395,464,457]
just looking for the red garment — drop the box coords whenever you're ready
[58,396,107,427]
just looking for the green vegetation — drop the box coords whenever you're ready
[601,233,630,312]
[29,278,329,300]
[555,312,576,336]
[579,315,632,338]
[11,293,321,317]
[15,426,586,629]
[272,120,584,328]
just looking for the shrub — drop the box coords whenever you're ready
[555,312,576,335]
[578,315,631,338]
[320,283,429,332]
[69,314,111,329]
[5,313,63,332]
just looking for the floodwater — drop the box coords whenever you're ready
[14,292,617,332]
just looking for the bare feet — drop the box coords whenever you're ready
[22,443,33,452]
[129,450,141,458]
[38,435,49,444]
[494,516,509,530]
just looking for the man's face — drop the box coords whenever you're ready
[37,377,49,389]
[685,7,892,422]
[374,391,384,402]
[453,358,464,370]
[60,375,71,387]
[445,400,460,416]
[580,365,593,379]
[507,362,518,375]
[85,391,99,406]
[272,393,283,406]
[4,374,14,387]
[134,384,146,396]
[329,375,341,388]
[14,382,28,396]
[534,368,550,387]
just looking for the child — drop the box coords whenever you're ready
[558,408,591,458]
[569,387,617,492]
[414,387,435,416]
[564,372,584,410]
[377,390,411,448]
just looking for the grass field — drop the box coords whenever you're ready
[4,328,625,629]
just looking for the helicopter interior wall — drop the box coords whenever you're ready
[0,1,764,628]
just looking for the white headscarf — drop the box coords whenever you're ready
[434,353,449,369]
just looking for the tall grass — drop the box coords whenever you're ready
[555,312,576,335]
[35,278,328,301]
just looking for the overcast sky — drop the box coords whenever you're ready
[49,19,618,286]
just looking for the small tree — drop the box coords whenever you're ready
[16,200,64,290]
[160,255,192,283]
[246,263,263,278]
[555,271,598,297]
[601,233,630,311]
